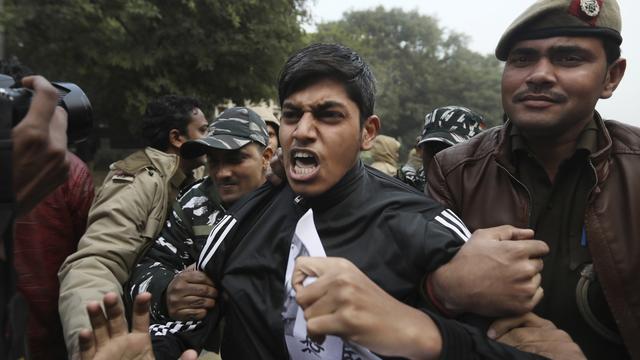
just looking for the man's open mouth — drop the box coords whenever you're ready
[290,149,319,177]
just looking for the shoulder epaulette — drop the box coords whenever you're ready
[178,177,207,199]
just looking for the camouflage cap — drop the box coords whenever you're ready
[496,0,622,60]
[181,107,269,158]
[418,106,486,147]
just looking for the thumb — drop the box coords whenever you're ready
[292,256,330,293]
[487,225,534,241]
[488,313,553,339]
[179,349,199,360]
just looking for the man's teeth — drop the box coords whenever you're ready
[293,151,317,174]
[294,166,315,175]
[294,152,313,159]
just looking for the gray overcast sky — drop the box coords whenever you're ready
[306,0,639,127]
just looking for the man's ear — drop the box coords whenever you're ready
[169,129,186,149]
[360,115,380,151]
[261,145,274,170]
[601,58,626,99]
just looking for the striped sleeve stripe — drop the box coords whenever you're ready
[442,209,472,239]
[435,214,470,242]
[198,216,237,271]
[197,214,233,270]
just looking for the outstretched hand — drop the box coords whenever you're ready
[79,292,198,360]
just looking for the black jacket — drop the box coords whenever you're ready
[152,162,545,360]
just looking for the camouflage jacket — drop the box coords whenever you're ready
[397,163,426,192]
[126,176,224,323]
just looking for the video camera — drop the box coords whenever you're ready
[0,73,93,142]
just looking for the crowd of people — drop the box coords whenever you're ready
[1,0,638,359]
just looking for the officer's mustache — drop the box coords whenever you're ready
[513,90,567,103]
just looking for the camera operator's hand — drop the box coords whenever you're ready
[12,75,69,215]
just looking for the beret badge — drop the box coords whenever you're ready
[580,0,601,17]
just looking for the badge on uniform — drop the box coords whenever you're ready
[580,0,600,17]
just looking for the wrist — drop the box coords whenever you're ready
[427,268,463,315]
[400,309,442,360]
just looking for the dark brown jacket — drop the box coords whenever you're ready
[426,114,640,359]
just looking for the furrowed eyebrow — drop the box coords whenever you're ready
[548,45,594,57]
[281,100,346,112]
[312,101,345,112]
[508,47,539,57]
[281,101,300,110]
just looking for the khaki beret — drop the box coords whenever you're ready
[496,0,622,60]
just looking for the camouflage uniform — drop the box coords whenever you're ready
[127,106,271,324]
[126,176,224,323]
[397,163,426,191]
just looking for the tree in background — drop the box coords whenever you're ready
[0,0,307,146]
[311,7,503,150]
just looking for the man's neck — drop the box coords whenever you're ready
[519,119,592,183]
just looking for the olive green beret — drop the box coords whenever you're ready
[496,0,622,60]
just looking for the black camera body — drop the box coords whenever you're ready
[0,74,93,142]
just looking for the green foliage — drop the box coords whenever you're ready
[311,7,503,151]
[1,0,308,146]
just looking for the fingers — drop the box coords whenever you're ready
[307,313,345,340]
[103,292,127,338]
[292,256,325,294]
[49,106,69,153]
[19,75,59,129]
[475,225,534,241]
[179,270,216,287]
[497,327,566,347]
[488,315,528,339]
[167,275,218,319]
[179,349,200,360]
[86,300,110,350]
[531,258,544,274]
[488,312,555,339]
[131,292,152,333]
[301,281,341,319]
[170,295,216,320]
[78,329,96,360]
[169,282,218,301]
[512,240,550,258]
[528,286,544,311]
[174,308,208,321]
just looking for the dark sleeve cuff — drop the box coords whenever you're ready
[422,309,550,360]
[146,271,176,321]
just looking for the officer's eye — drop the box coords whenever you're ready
[507,53,534,66]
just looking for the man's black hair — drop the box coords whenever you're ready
[602,37,621,65]
[0,56,34,82]
[140,95,201,152]
[277,43,376,124]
